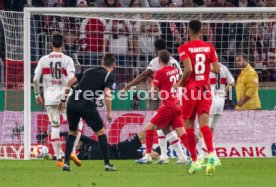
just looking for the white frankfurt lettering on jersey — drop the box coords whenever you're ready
[188,47,210,53]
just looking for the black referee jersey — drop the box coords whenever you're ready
[66,67,115,132]
[71,67,115,102]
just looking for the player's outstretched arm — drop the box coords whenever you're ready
[122,69,153,91]
[178,58,192,87]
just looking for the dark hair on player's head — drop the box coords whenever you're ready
[102,53,116,67]
[51,32,64,48]
[236,52,248,61]
[158,50,170,65]
[154,39,166,50]
[189,20,202,34]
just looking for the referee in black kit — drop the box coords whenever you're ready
[58,53,117,171]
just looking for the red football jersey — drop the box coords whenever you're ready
[153,66,180,104]
[178,40,218,88]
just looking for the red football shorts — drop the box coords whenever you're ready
[182,87,212,120]
[150,102,184,129]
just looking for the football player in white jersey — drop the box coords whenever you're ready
[198,63,235,165]
[33,33,81,167]
[122,39,188,164]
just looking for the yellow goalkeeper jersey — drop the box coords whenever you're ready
[236,64,261,110]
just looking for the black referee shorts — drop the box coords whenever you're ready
[67,99,104,132]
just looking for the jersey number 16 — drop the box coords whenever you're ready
[49,61,62,79]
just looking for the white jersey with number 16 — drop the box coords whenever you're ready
[34,52,75,106]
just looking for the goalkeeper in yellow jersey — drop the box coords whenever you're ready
[235,53,261,110]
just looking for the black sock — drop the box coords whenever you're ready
[65,134,76,165]
[98,134,110,165]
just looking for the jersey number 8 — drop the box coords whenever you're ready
[195,54,206,74]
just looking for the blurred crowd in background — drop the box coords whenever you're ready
[0,0,275,10]
[0,0,276,88]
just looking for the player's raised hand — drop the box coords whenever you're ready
[107,112,112,123]
[35,96,44,106]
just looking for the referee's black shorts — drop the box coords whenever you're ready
[66,99,103,132]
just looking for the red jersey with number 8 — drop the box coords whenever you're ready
[178,40,218,88]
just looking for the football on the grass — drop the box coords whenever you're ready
[33,145,49,158]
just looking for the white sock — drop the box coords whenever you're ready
[51,126,61,160]
[211,114,221,159]
[157,130,167,159]
[144,153,151,159]
[72,120,83,154]
[213,142,218,159]
[197,137,207,159]
[166,131,186,160]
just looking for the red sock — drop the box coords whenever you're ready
[186,128,197,161]
[146,130,154,154]
[200,126,214,153]
[179,133,188,149]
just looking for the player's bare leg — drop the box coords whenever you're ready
[185,119,202,174]
[198,113,216,175]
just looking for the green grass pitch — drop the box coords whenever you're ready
[0,159,275,187]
